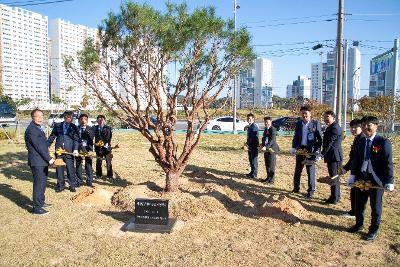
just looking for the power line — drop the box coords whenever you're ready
[0,0,74,7]
[348,13,400,16]
[241,14,336,24]
[253,39,335,47]
[244,18,337,28]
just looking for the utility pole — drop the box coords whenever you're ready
[390,38,399,132]
[335,0,344,126]
[342,39,348,132]
[232,0,238,133]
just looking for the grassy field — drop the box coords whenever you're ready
[0,132,399,266]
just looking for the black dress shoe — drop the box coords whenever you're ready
[325,198,337,204]
[291,189,300,194]
[364,231,378,241]
[69,187,76,192]
[260,178,269,183]
[305,192,313,199]
[86,182,94,187]
[55,188,64,193]
[246,173,253,178]
[32,208,50,215]
[347,225,363,233]
[268,179,275,184]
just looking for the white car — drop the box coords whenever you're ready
[48,112,97,127]
[206,116,249,131]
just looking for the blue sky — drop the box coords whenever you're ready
[5,0,400,97]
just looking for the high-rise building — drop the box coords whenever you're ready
[311,62,326,103]
[347,47,361,101]
[369,39,400,97]
[50,19,118,109]
[0,5,49,107]
[324,51,336,107]
[288,75,311,99]
[239,57,273,108]
[286,85,293,98]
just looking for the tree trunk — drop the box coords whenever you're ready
[165,170,182,192]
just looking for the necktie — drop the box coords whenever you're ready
[365,139,371,160]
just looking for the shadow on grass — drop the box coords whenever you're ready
[0,183,32,211]
[182,164,348,231]
[98,210,134,223]
[92,170,132,188]
[0,151,59,190]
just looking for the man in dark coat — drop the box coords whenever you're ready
[75,113,95,187]
[321,110,343,204]
[341,118,364,217]
[245,113,259,179]
[94,115,113,179]
[347,116,394,241]
[290,105,322,199]
[25,109,54,215]
[261,116,280,183]
[48,110,79,192]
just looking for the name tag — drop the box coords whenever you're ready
[307,132,314,141]
[82,140,87,147]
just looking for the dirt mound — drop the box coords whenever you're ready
[257,194,308,223]
[110,182,232,221]
[111,184,152,210]
[71,187,113,206]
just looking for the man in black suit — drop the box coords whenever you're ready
[341,118,364,217]
[245,113,259,179]
[95,115,113,179]
[48,110,80,192]
[75,114,95,187]
[347,116,394,241]
[290,105,322,199]
[24,109,54,215]
[261,116,280,183]
[321,110,343,204]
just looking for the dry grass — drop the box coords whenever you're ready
[0,132,399,266]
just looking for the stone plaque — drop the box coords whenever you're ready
[121,198,176,233]
[134,198,169,225]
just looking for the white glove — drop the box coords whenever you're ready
[49,159,55,165]
[73,150,79,157]
[384,184,394,191]
[347,175,356,187]
[316,155,322,161]
[261,146,267,152]
[104,143,109,148]
[290,148,296,155]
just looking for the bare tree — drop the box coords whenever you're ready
[65,2,254,192]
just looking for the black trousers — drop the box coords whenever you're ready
[355,187,384,233]
[327,161,341,201]
[247,148,258,177]
[76,157,93,184]
[56,155,76,189]
[96,151,113,178]
[349,187,356,214]
[293,155,315,193]
[264,152,276,181]
[30,166,48,211]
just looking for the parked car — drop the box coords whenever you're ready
[48,113,64,127]
[48,112,96,127]
[0,101,16,126]
[206,116,248,131]
[272,116,299,131]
